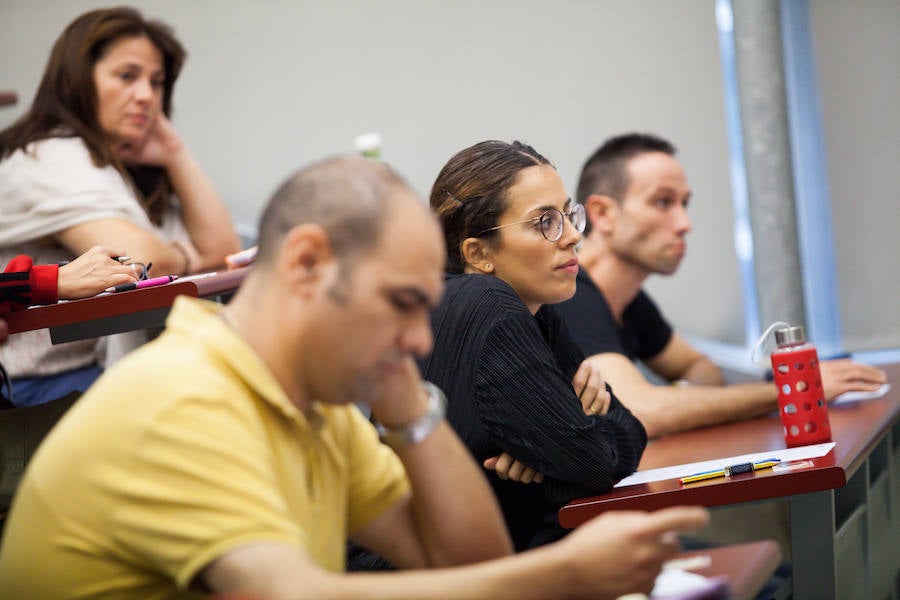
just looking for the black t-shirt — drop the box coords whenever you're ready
[555,269,672,362]
[419,273,647,551]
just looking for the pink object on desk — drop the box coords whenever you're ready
[106,275,177,293]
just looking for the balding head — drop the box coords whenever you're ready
[256,156,413,269]
[232,156,444,411]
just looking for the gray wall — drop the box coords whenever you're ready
[3,0,895,352]
[809,0,900,352]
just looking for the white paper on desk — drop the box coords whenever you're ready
[614,442,835,488]
[177,271,219,282]
[650,568,713,597]
[831,383,890,405]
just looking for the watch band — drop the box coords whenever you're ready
[375,381,447,448]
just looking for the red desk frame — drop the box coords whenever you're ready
[4,268,249,344]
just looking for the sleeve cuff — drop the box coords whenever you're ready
[30,263,59,305]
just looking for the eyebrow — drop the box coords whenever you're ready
[526,197,573,216]
[114,61,165,75]
[388,286,437,309]
[653,186,690,198]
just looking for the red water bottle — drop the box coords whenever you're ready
[770,325,831,447]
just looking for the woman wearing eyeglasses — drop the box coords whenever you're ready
[424,140,647,550]
[0,8,240,406]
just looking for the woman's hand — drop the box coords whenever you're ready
[57,246,138,299]
[116,113,184,167]
[572,358,612,416]
[483,453,544,484]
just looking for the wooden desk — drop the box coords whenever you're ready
[674,540,781,600]
[560,363,900,599]
[4,268,248,343]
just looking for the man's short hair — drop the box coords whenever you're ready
[577,133,676,235]
[256,156,409,266]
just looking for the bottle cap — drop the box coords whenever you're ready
[774,325,806,347]
[353,132,382,159]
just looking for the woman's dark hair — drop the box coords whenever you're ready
[0,6,186,224]
[429,140,553,274]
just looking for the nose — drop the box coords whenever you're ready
[559,215,583,248]
[673,204,692,235]
[400,314,434,358]
[133,77,154,102]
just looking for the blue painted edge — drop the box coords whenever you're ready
[850,349,900,367]
[685,336,767,376]
[779,0,844,356]
[682,336,900,376]
[715,0,760,349]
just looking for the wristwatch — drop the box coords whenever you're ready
[375,381,447,448]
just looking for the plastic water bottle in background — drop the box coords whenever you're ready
[354,132,382,160]
[770,324,832,447]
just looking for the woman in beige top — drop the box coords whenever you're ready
[0,7,240,406]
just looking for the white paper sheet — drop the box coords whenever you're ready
[614,442,835,488]
[651,568,715,597]
[831,383,890,405]
[176,271,220,282]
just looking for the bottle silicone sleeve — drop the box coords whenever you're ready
[770,343,832,446]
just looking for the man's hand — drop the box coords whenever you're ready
[57,246,138,299]
[366,356,431,428]
[561,506,710,598]
[483,453,544,484]
[573,357,611,416]
[820,359,887,401]
[115,113,184,167]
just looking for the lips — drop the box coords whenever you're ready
[557,258,579,273]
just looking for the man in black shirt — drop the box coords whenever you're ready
[556,133,886,438]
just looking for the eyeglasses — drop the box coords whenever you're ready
[477,203,585,242]
[126,261,153,281]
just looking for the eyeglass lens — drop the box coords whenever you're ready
[539,205,585,241]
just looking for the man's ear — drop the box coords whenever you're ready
[460,237,494,274]
[278,223,335,293]
[585,193,618,235]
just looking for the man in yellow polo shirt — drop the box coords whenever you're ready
[0,156,708,599]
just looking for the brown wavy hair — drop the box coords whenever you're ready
[0,6,186,224]
[429,140,552,274]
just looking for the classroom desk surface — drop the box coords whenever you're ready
[560,362,899,599]
[3,268,249,343]
[560,366,898,525]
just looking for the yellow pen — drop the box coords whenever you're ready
[680,459,781,485]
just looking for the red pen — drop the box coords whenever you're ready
[106,275,178,293]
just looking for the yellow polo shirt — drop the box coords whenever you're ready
[0,297,410,599]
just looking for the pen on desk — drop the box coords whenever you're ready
[106,275,177,293]
[679,458,781,485]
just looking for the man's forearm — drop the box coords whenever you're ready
[211,537,581,600]
[393,422,513,566]
[312,542,579,600]
[628,381,777,437]
[678,356,724,386]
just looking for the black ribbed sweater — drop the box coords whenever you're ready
[419,274,647,550]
